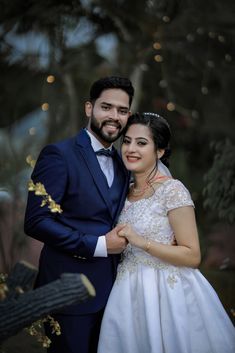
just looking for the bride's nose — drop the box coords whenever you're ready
[126,141,137,152]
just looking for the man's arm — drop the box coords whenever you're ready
[24,145,98,259]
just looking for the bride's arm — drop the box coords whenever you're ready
[118,206,201,268]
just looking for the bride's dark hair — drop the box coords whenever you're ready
[123,112,171,168]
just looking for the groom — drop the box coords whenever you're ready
[24,76,134,353]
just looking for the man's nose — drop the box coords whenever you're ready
[108,108,118,119]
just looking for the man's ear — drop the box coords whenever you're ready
[85,101,92,118]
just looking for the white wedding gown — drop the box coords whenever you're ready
[98,179,235,353]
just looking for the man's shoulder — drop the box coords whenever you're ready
[53,135,77,149]
[44,131,85,152]
[36,136,76,164]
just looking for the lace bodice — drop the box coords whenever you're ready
[117,179,194,279]
[119,178,194,243]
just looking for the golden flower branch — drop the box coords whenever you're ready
[26,154,62,214]
[25,315,61,348]
[28,180,63,214]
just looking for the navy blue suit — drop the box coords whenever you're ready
[24,129,130,351]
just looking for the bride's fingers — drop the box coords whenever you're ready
[118,230,126,237]
[115,223,126,232]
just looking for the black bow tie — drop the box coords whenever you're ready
[95,148,115,157]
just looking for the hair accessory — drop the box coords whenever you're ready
[143,112,162,118]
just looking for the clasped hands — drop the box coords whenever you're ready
[105,223,143,254]
[118,224,177,248]
[105,223,177,254]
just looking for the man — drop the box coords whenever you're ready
[24,76,135,353]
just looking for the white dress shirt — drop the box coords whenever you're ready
[86,130,114,257]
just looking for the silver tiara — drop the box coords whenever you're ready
[143,112,162,118]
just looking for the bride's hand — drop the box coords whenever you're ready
[118,224,133,240]
[118,224,144,249]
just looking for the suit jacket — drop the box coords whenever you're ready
[24,129,130,315]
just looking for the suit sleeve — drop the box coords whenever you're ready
[24,144,98,258]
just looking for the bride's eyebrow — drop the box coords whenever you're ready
[135,137,148,142]
[124,135,149,142]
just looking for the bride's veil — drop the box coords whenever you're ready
[158,160,172,177]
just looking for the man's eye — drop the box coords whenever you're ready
[102,105,110,110]
[119,109,128,115]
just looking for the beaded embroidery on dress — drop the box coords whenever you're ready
[98,179,235,353]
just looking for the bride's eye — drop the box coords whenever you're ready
[123,138,130,144]
[137,141,147,146]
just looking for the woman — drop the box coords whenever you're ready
[98,112,235,353]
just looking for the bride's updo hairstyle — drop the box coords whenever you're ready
[123,112,171,168]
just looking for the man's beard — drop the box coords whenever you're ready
[90,115,124,143]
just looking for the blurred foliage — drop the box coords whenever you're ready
[203,140,235,223]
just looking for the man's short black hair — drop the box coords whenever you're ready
[89,76,134,106]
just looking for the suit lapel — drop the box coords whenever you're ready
[74,130,113,216]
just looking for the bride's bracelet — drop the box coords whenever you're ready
[145,238,151,253]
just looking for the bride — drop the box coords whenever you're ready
[98,112,235,353]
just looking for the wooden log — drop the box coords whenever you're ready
[5,261,38,299]
[0,272,95,342]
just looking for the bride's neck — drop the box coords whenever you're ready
[133,173,148,189]
[133,168,161,188]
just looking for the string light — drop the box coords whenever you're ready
[140,64,148,71]
[29,127,36,135]
[225,54,232,62]
[41,103,49,111]
[162,16,170,23]
[152,22,233,110]
[154,55,163,62]
[167,102,175,111]
[201,87,208,95]
[46,75,55,83]
[208,32,216,39]
[159,80,168,88]
[153,42,161,50]
[218,35,225,43]
[207,60,215,68]
[197,27,204,35]
[192,110,199,119]
[186,34,195,42]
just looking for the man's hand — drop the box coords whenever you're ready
[105,224,128,254]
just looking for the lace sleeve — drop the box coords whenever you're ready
[164,179,194,213]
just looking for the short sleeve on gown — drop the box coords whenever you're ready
[164,179,194,213]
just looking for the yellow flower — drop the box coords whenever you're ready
[34,183,47,196]
[28,179,36,191]
[42,337,51,348]
[40,200,47,207]
[48,201,63,213]
[26,155,36,168]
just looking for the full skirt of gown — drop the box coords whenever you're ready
[98,263,235,353]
